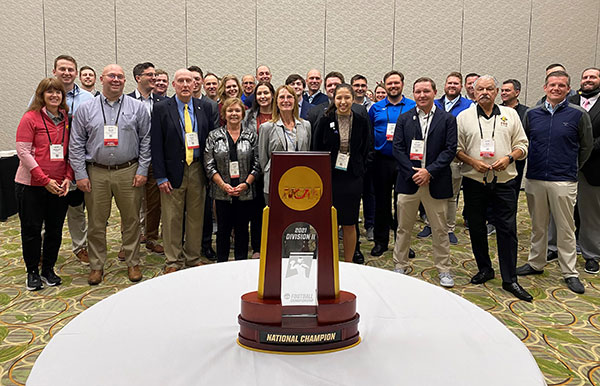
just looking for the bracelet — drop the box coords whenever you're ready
[243,181,251,189]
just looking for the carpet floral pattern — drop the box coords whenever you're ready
[0,197,599,385]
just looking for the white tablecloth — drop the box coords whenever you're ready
[28,260,545,386]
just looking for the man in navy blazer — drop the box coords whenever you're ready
[391,77,457,287]
[151,69,214,273]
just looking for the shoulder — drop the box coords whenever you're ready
[78,89,94,101]
[208,127,225,139]
[566,102,588,115]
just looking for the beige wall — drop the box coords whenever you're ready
[1,0,599,150]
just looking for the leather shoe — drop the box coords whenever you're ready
[370,244,388,257]
[352,249,365,264]
[502,282,533,302]
[75,249,89,265]
[146,241,164,254]
[565,277,585,294]
[409,248,416,259]
[584,259,600,274]
[88,269,103,285]
[128,265,142,282]
[203,246,217,261]
[163,266,178,274]
[117,247,126,262]
[547,250,558,262]
[471,269,495,284]
[516,263,544,276]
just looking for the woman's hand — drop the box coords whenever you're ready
[45,179,62,196]
[221,183,236,196]
[58,179,70,197]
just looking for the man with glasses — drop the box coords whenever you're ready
[456,75,532,301]
[351,74,373,111]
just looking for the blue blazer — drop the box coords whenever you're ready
[392,107,457,199]
[151,96,214,189]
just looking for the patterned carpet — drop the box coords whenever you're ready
[0,196,599,385]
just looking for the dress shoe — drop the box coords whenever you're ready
[370,244,388,257]
[547,250,558,262]
[516,263,544,276]
[565,277,585,294]
[163,266,178,274]
[117,247,126,262]
[26,272,43,291]
[471,269,495,284]
[352,249,365,264]
[128,265,142,282]
[417,226,432,238]
[202,246,217,261]
[502,282,533,302]
[140,234,147,244]
[448,232,458,245]
[88,269,103,285]
[146,240,164,254]
[409,248,416,259]
[584,259,600,274]
[75,249,90,265]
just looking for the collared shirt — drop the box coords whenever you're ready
[444,96,459,112]
[415,105,436,167]
[544,98,568,115]
[66,84,94,117]
[175,96,199,159]
[581,93,599,112]
[134,89,154,115]
[368,95,416,156]
[360,97,374,112]
[69,93,151,181]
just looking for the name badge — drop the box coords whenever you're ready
[386,123,396,141]
[480,139,495,158]
[230,161,240,178]
[409,140,425,160]
[335,153,350,171]
[185,132,199,149]
[104,125,118,146]
[50,144,64,161]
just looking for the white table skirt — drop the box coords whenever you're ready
[27,260,545,386]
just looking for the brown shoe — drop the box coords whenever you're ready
[118,247,126,262]
[146,241,164,254]
[76,249,90,265]
[140,234,147,244]
[163,266,178,274]
[128,265,142,282]
[88,269,103,285]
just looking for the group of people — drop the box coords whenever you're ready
[15,54,599,303]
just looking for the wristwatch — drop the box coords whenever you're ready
[507,154,514,164]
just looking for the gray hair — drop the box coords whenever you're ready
[473,75,499,89]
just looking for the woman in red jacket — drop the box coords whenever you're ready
[15,77,73,291]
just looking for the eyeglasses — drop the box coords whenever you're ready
[105,73,125,80]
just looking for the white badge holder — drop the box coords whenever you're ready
[185,132,200,149]
[409,140,425,161]
[386,123,396,141]
[49,144,64,161]
[480,139,495,158]
[335,153,350,171]
[230,161,240,178]
[104,125,118,146]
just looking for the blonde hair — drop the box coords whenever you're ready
[217,74,242,102]
[271,85,299,122]
[220,98,246,122]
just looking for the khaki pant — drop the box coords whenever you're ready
[393,185,450,272]
[85,163,143,270]
[447,162,463,232]
[160,162,206,269]
[525,178,578,278]
[67,203,87,253]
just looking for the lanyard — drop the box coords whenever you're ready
[40,110,66,146]
[100,97,123,126]
[282,125,298,151]
[385,101,404,123]
[413,111,432,140]
[477,113,497,140]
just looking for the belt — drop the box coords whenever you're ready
[87,159,138,170]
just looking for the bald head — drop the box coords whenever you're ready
[306,69,322,95]
[173,68,194,102]
[100,64,126,101]
[256,65,272,82]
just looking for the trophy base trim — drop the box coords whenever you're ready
[236,337,361,355]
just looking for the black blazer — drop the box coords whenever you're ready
[569,94,600,186]
[151,96,214,189]
[126,91,168,105]
[392,107,457,199]
[312,104,373,178]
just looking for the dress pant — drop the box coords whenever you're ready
[372,152,397,248]
[144,165,161,242]
[161,162,205,269]
[215,198,251,262]
[15,184,69,274]
[362,167,376,230]
[462,177,518,284]
[446,161,463,232]
[578,172,600,262]
[249,176,265,253]
[524,178,578,278]
[393,185,450,272]
[67,201,87,254]
[85,162,143,270]
[202,192,214,251]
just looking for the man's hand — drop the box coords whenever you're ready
[158,181,173,194]
[491,156,510,171]
[412,167,431,186]
[132,174,147,187]
[470,159,493,173]
[76,178,91,192]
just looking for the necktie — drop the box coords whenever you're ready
[184,104,193,165]
[583,99,591,112]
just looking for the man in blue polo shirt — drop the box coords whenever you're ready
[368,70,416,256]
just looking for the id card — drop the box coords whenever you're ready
[480,139,495,158]
[335,153,350,171]
[386,123,396,141]
[409,140,425,160]
[185,132,199,149]
[230,161,240,178]
[49,144,64,161]
[104,125,118,146]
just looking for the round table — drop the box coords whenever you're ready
[27,260,545,386]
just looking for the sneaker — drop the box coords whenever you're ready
[584,259,599,274]
[26,272,44,291]
[448,232,458,245]
[417,226,432,238]
[439,272,454,288]
[41,269,62,287]
[366,227,374,241]
[486,224,496,236]
[393,267,405,274]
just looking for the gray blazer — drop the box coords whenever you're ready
[258,118,311,194]
[242,109,259,134]
[204,126,260,202]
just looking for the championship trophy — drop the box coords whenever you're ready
[238,152,360,353]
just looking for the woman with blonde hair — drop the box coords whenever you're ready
[217,75,243,126]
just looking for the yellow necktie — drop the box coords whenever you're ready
[184,103,193,165]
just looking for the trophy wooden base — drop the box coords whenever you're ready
[238,291,360,353]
